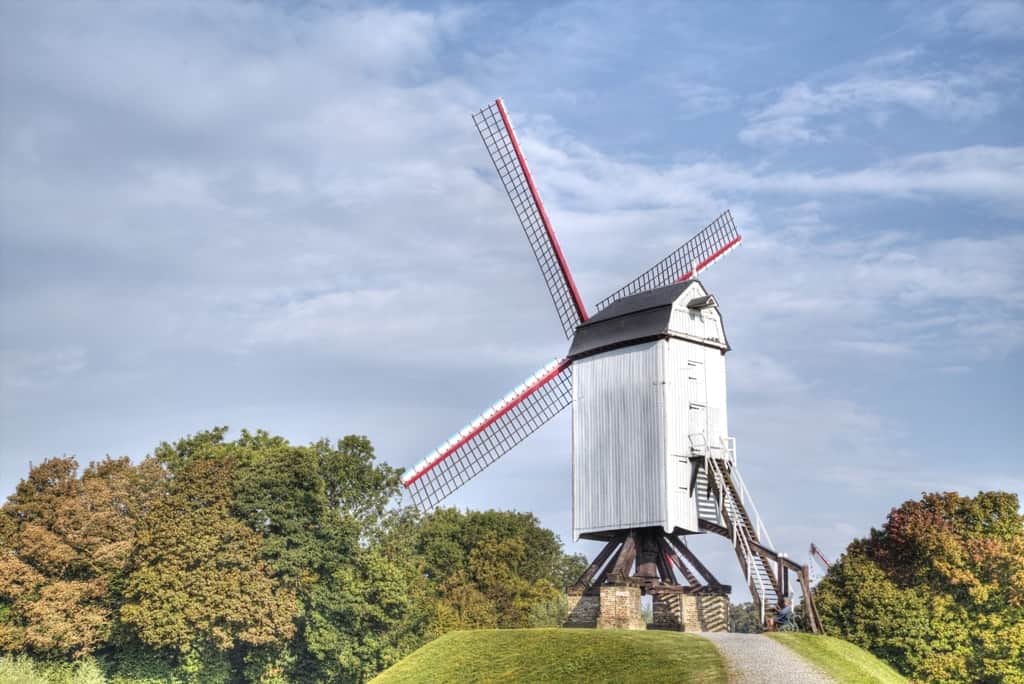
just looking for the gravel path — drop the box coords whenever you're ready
[698,633,836,683]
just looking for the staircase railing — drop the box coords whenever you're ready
[725,442,775,550]
[705,454,773,624]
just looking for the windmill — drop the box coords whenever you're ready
[402,99,822,633]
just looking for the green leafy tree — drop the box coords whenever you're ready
[1,428,590,682]
[416,509,582,632]
[157,428,426,683]
[120,453,298,680]
[728,602,763,633]
[815,491,1024,684]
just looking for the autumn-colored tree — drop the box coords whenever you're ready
[1,429,588,681]
[0,456,164,658]
[815,491,1024,684]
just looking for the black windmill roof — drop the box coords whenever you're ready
[568,280,727,359]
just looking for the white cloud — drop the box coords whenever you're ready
[923,1,1024,40]
[740,57,1013,146]
[959,1,1024,39]
[834,340,913,356]
[670,81,737,119]
[1,348,86,390]
[518,124,1024,212]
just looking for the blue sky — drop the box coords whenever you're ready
[2,1,1022,597]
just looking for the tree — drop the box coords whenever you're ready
[415,509,583,632]
[815,491,1024,684]
[120,453,298,678]
[158,428,425,683]
[728,602,763,633]
[0,456,164,658]
[1,428,591,681]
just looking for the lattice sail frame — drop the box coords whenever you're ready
[594,210,741,312]
[402,359,573,510]
[473,100,588,339]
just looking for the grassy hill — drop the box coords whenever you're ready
[769,633,907,683]
[371,628,727,684]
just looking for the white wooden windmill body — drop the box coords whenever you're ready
[570,280,731,540]
[400,99,823,633]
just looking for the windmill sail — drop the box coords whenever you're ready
[594,211,741,313]
[473,99,588,338]
[402,358,573,510]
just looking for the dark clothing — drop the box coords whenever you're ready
[774,604,793,625]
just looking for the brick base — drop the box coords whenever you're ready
[596,585,645,630]
[565,590,600,628]
[648,592,729,632]
[694,593,729,632]
[650,595,683,630]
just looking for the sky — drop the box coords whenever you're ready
[1,1,1022,599]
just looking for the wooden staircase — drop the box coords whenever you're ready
[701,452,823,633]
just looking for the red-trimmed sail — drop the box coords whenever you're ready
[402,358,572,511]
[473,99,588,339]
[594,211,741,312]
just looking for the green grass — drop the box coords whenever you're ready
[371,628,727,684]
[767,633,906,684]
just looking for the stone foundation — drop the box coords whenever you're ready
[694,593,729,632]
[650,594,683,630]
[565,590,600,628]
[649,592,729,632]
[565,587,728,632]
[596,585,645,630]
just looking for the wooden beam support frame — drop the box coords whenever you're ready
[608,531,638,583]
[658,536,699,588]
[570,533,622,591]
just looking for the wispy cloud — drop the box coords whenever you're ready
[921,1,1024,40]
[959,1,1024,39]
[670,81,737,119]
[737,43,1015,147]
[1,348,86,390]
[531,134,1024,214]
[740,67,1009,146]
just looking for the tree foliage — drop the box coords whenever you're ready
[1,429,583,682]
[415,508,585,634]
[0,457,164,658]
[815,491,1024,684]
[728,602,763,634]
[120,454,298,665]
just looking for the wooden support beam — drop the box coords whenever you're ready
[698,520,804,573]
[666,534,725,588]
[591,538,624,590]
[646,584,699,595]
[608,531,637,582]
[798,564,824,634]
[658,536,699,588]
[654,540,677,586]
[571,535,620,590]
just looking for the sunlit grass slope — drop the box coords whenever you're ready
[768,633,906,683]
[372,628,727,684]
